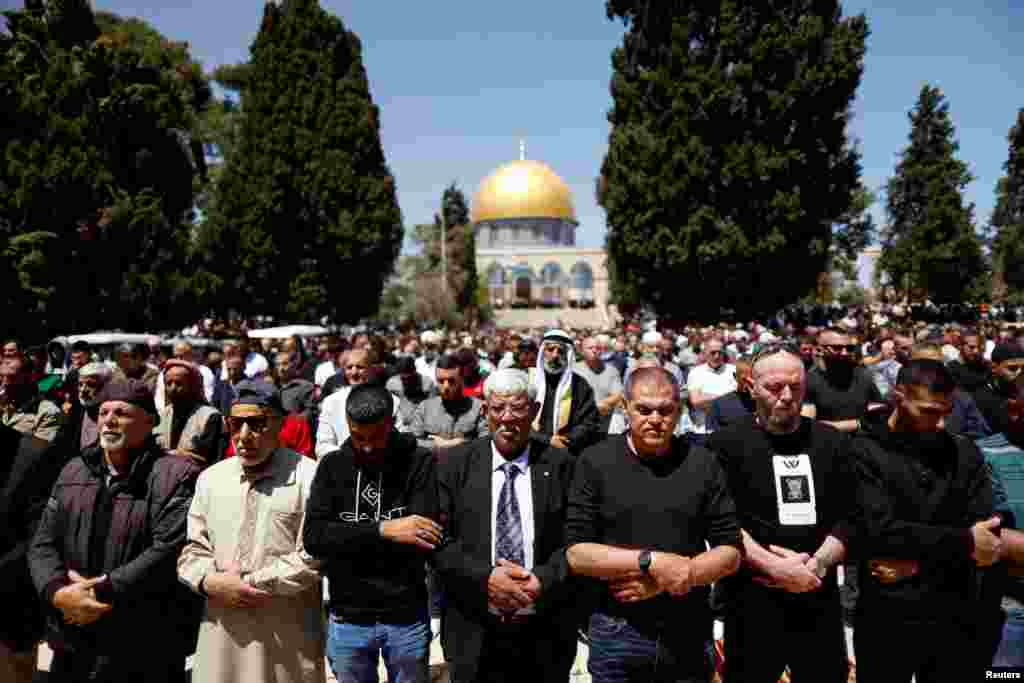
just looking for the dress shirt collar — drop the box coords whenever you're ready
[490,440,531,474]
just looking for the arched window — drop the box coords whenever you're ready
[487,264,507,307]
[510,264,535,305]
[541,262,563,285]
[571,262,594,289]
[570,262,594,306]
[541,262,563,307]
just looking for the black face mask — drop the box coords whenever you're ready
[824,357,855,376]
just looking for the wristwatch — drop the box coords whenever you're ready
[638,550,653,576]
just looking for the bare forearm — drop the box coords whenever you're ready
[741,529,782,576]
[690,545,741,586]
[813,535,846,571]
[567,544,642,579]
[689,391,714,410]
[822,419,860,433]
[1003,529,1024,567]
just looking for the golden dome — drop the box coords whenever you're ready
[471,160,576,224]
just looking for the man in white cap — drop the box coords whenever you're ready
[626,330,684,388]
[416,331,442,385]
[531,329,601,455]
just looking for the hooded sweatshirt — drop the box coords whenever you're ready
[303,431,439,620]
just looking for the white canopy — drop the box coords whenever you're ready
[246,325,330,339]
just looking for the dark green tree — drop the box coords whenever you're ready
[413,183,479,323]
[992,109,1024,302]
[877,85,987,302]
[599,0,869,320]
[205,0,402,323]
[1,1,212,339]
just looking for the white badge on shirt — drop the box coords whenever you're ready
[772,454,816,526]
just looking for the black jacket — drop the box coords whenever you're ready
[303,431,439,620]
[0,425,69,649]
[851,415,998,620]
[434,437,580,682]
[28,438,202,660]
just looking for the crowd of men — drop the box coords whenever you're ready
[3,313,1024,682]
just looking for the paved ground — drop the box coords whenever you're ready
[35,636,595,683]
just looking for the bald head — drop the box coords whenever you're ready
[173,342,194,362]
[752,350,805,433]
[625,366,680,404]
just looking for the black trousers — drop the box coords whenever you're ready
[48,651,186,683]
[459,621,576,683]
[724,584,847,683]
[854,615,977,683]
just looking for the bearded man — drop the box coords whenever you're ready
[154,360,224,466]
[530,329,601,456]
[29,379,202,683]
[76,362,114,450]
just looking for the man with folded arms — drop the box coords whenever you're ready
[566,367,742,683]
[708,346,854,682]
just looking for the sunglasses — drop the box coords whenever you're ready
[822,344,858,355]
[226,415,271,434]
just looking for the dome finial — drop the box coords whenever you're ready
[519,138,526,162]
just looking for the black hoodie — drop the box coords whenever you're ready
[303,431,439,620]
[850,411,999,619]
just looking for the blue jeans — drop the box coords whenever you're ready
[587,613,711,683]
[326,613,430,683]
[994,606,1024,667]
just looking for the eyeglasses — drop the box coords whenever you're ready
[486,402,531,418]
[226,416,270,434]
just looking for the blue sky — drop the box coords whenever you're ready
[9,0,1024,270]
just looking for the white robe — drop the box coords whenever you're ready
[178,449,324,683]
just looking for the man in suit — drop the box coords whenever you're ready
[434,368,579,683]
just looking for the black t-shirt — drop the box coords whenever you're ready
[566,435,741,631]
[708,417,854,557]
[948,360,990,394]
[804,367,882,421]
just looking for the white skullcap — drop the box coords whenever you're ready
[641,331,663,345]
[420,330,440,344]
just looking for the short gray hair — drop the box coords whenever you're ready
[79,362,113,382]
[483,368,537,402]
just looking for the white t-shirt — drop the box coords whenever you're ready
[686,363,737,434]
[314,360,336,387]
[220,352,269,380]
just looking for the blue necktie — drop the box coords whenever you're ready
[495,463,525,567]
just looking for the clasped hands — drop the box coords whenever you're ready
[488,559,542,613]
[607,552,694,604]
[53,569,112,627]
[753,545,823,593]
[871,515,1005,585]
[204,559,272,609]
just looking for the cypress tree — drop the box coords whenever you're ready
[599,0,869,320]
[1,1,210,338]
[877,85,987,302]
[206,0,403,323]
[992,110,1024,302]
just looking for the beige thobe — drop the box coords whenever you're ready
[178,449,324,683]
